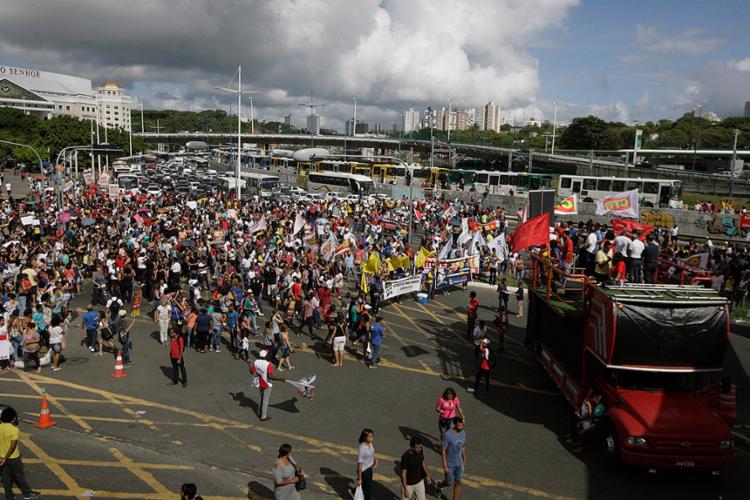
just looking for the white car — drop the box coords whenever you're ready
[145,185,162,196]
[368,193,390,201]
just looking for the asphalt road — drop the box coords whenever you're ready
[1,281,748,499]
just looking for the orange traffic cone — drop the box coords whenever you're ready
[112,350,128,378]
[35,388,57,429]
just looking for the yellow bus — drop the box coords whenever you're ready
[371,163,407,185]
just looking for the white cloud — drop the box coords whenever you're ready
[0,0,580,130]
[635,24,725,56]
[729,58,750,72]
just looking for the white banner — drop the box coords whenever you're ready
[383,275,422,300]
[595,189,639,218]
[98,173,110,186]
[321,233,337,262]
[293,212,306,235]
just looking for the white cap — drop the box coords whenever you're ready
[258,349,269,359]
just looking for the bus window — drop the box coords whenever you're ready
[394,167,406,177]
[372,166,381,176]
[500,175,509,185]
[612,180,625,191]
[476,173,488,184]
[627,181,641,191]
[583,179,597,190]
[559,177,572,189]
[490,175,500,186]
[597,179,611,191]
[643,182,659,194]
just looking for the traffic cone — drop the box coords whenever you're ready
[112,350,128,378]
[35,388,57,429]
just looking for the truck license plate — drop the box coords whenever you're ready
[675,461,695,467]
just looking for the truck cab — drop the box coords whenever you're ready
[526,255,736,471]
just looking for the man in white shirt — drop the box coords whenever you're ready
[155,299,171,344]
[613,230,631,261]
[585,230,598,276]
[628,231,645,283]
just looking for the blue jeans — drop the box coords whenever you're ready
[211,326,222,350]
[370,343,381,365]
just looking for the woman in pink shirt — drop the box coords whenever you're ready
[435,388,466,438]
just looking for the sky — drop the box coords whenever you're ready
[0,0,748,131]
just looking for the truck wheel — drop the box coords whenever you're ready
[603,424,621,467]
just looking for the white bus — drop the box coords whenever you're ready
[239,172,280,198]
[117,174,140,193]
[473,171,554,196]
[307,172,374,196]
[557,174,682,207]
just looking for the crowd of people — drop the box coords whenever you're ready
[0,166,511,499]
[3,160,749,498]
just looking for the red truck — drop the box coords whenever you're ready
[526,255,737,472]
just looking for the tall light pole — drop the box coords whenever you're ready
[551,101,558,155]
[215,65,244,200]
[691,104,702,171]
[352,98,357,137]
[248,94,264,135]
[631,120,641,167]
[139,96,144,134]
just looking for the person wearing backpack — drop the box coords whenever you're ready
[467,339,495,394]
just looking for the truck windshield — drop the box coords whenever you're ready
[614,370,712,393]
[613,303,727,368]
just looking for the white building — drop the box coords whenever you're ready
[0,64,131,131]
[402,108,420,134]
[0,64,96,120]
[478,101,501,133]
[306,113,320,134]
[455,108,476,131]
[96,82,132,132]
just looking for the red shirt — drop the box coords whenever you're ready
[468,297,479,316]
[291,282,303,301]
[169,336,184,359]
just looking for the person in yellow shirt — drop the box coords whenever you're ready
[0,407,40,499]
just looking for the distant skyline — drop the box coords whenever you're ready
[0,0,747,131]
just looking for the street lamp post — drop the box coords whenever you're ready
[139,96,144,134]
[692,104,702,171]
[249,96,255,135]
[551,101,558,155]
[215,65,244,200]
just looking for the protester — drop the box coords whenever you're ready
[440,418,467,500]
[247,350,286,422]
[0,407,41,499]
[169,329,187,387]
[435,388,466,438]
[273,443,303,500]
[355,428,377,500]
[400,437,433,500]
[466,292,478,339]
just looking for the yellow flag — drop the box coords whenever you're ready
[360,271,368,294]
[364,252,381,275]
[415,248,434,269]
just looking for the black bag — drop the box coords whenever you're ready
[289,458,306,491]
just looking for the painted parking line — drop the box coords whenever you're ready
[6,371,567,499]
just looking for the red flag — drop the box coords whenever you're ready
[511,213,550,253]
[611,218,654,239]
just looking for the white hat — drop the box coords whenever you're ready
[481,338,490,344]
[118,309,127,317]
[364,304,372,310]
[258,349,269,359]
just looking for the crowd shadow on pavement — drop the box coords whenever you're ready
[246,480,274,499]
[398,426,441,454]
[418,316,569,435]
[229,392,302,415]
[320,466,398,499]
